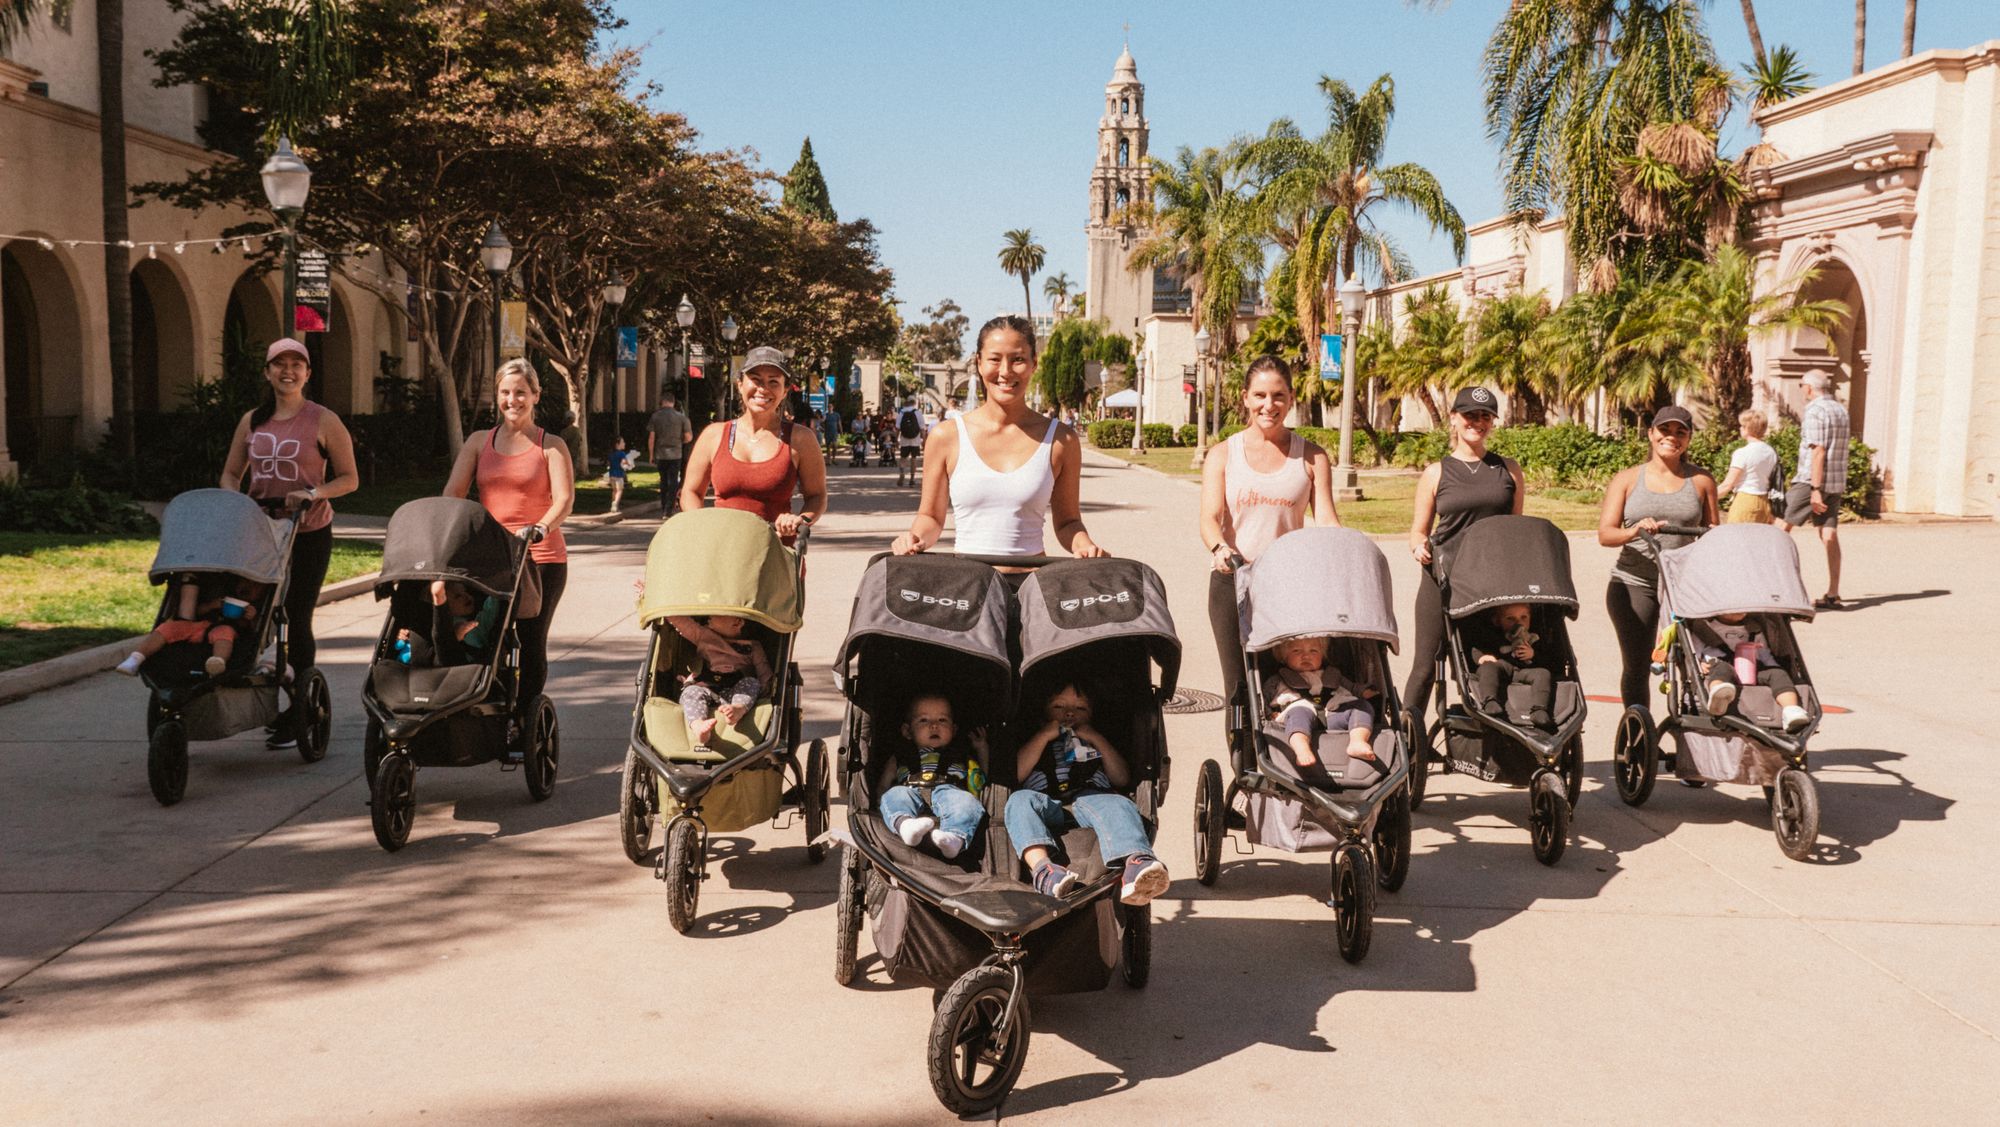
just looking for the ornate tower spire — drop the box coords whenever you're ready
[1086,45,1152,334]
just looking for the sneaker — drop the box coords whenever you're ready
[1781,704,1810,734]
[1032,860,1079,899]
[1706,680,1738,717]
[1120,853,1170,907]
[931,829,967,859]
[115,653,143,676]
[203,655,226,677]
[265,723,298,750]
[896,815,936,848]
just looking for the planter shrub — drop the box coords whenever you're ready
[1087,420,1133,448]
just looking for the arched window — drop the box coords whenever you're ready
[1116,188,1130,210]
[1117,138,1129,167]
[1120,96,1130,114]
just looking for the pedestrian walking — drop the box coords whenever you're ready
[1778,369,1852,609]
[219,337,359,749]
[894,397,928,487]
[1718,409,1780,525]
[679,345,827,543]
[646,390,693,516]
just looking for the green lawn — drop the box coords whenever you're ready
[342,469,658,518]
[0,533,382,672]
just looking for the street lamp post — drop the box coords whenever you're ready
[675,292,697,410]
[601,269,626,415]
[1190,326,1212,469]
[1335,274,1366,502]
[259,136,311,340]
[479,221,513,382]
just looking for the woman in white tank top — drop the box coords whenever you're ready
[892,316,1107,560]
[1199,356,1339,704]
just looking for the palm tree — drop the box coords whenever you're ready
[1042,271,1073,318]
[997,229,1045,318]
[1464,290,1555,423]
[1901,0,1917,58]
[1528,274,1678,421]
[1853,0,1867,75]
[1128,146,1264,360]
[1238,73,1466,380]
[1378,284,1464,428]
[1738,0,1767,66]
[1745,45,1815,111]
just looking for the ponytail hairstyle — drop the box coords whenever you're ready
[974,314,1038,361]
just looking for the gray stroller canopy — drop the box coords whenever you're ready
[1442,515,1580,619]
[836,554,1014,706]
[1017,558,1181,694]
[375,497,524,599]
[1658,523,1815,621]
[1240,527,1399,653]
[149,488,291,585]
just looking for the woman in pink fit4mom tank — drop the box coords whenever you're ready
[444,359,575,725]
[1198,355,1342,708]
[220,337,360,748]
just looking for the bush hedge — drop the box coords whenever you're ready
[0,476,157,534]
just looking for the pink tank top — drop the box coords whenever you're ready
[712,422,799,536]
[1224,431,1311,562]
[476,428,567,563]
[247,401,333,532]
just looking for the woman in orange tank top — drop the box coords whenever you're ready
[444,359,575,713]
[679,346,827,541]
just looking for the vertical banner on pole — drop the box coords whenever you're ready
[1320,333,1343,385]
[499,302,528,359]
[615,327,638,369]
[294,250,330,332]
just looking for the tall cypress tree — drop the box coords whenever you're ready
[783,137,836,221]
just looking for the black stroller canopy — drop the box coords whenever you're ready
[1442,515,1580,619]
[837,554,1014,712]
[375,497,523,599]
[1017,558,1180,695]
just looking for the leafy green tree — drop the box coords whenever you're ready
[1129,146,1262,359]
[782,137,836,221]
[899,298,969,364]
[1042,271,1073,317]
[997,229,1045,317]
[1465,290,1554,423]
[1744,44,1814,110]
[1379,285,1464,428]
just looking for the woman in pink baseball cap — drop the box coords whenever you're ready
[220,336,359,749]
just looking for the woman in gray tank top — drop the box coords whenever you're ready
[1597,405,1719,710]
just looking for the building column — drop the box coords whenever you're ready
[0,264,14,481]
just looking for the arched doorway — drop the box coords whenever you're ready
[320,284,356,411]
[2,239,86,470]
[131,258,198,413]
[1789,258,1869,438]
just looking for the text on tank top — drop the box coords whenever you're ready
[1428,452,1515,567]
[248,401,333,533]
[712,422,799,531]
[949,417,1056,557]
[477,428,567,563]
[1225,431,1311,562]
[1611,470,1701,587]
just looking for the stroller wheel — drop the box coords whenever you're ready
[1770,768,1820,861]
[1529,770,1569,866]
[522,695,559,802]
[363,718,386,788]
[1401,710,1432,809]
[294,667,332,764]
[834,845,863,986]
[1373,785,1412,893]
[619,746,656,865]
[1330,843,1375,964]
[664,818,703,934]
[804,739,830,864]
[928,964,1030,1115]
[1193,759,1226,886]
[370,754,416,852]
[1613,707,1658,807]
[1120,900,1152,988]
[147,720,189,807]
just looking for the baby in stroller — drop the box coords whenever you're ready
[1693,612,1810,733]
[879,694,987,859]
[1468,602,1555,728]
[394,580,503,666]
[117,573,268,678]
[1265,635,1379,781]
[1005,680,1170,906]
[668,613,774,747]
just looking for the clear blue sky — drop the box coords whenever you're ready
[614,1,1998,336]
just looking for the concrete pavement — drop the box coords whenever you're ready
[1,451,1996,1123]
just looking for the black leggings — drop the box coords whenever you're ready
[1401,571,1447,726]
[1208,569,1244,706]
[284,525,333,683]
[1605,579,1660,711]
[517,561,568,705]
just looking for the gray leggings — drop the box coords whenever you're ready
[1279,698,1375,743]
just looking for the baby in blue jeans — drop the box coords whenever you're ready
[879,695,985,859]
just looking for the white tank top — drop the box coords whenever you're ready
[949,417,1057,557]
[1225,431,1311,562]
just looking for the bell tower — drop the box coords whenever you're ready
[1085,45,1151,337]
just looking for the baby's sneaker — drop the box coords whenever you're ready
[1706,680,1738,716]
[1781,704,1810,734]
[1032,860,1079,899]
[115,653,143,676]
[203,655,226,677]
[1120,853,1170,906]
[931,828,968,859]
[896,815,936,848]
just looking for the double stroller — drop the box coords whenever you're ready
[360,497,555,853]
[1407,515,1588,865]
[619,508,829,934]
[1612,522,1824,860]
[832,554,1179,1115]
[140,489,331,806]
[1196,527,1414,964]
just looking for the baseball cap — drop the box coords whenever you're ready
[1450,386,1501,416]
[740,345,793,380]
[266,338,309,364]
[1649,404,1695,430]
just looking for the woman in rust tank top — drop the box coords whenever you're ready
[221,337,359,749]
[679,345,827,541]
[444,359,575,714]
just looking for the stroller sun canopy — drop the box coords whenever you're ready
[1441,515,1580,619]
[375,497,524,599]
[1658,523,1815,620]
[149,488,290,585]
[639,508,802,633]
[1240,527,1399,653]
[836,554,1014,707]
[1016,558,1181,695]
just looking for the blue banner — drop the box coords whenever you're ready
[615,326,638,370]
[1320,333,1343,384]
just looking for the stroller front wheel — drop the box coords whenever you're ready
[804,739,830,863]
[1330,843,1375,964]
[294,667,332,764]
[664,817,703,934]
[1401,709,1432,809]
[1193,758,1225,886]
[370,753,416,852]
[1771,767,1820,861]
[1613,707,1658,807]
[1529,770,1569,866]
[522,695,558,802]
[928,964,1030,1115]
[618,746,656,864]
[147,720,189,807]
[1373,784,1412,892]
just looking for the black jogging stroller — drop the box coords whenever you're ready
[618,507,829,934]
[1405,515,1589,865]
[1194,527,1414,964]
[1611,522,1825,860]
[360,497,555,852]
[139,488,332,806]
[831,553,1179,1115]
